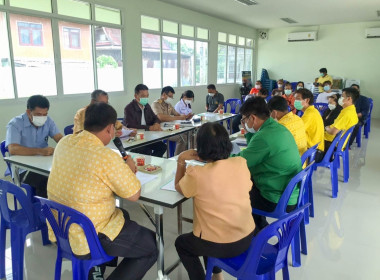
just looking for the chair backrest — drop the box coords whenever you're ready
[0,180,36,226]
[301,143,318,166]
[1,141,12,177]
[64,125,74,135]
[320,130,343,164]
[224,99,242,114]
[37,197,110,262]
[314,102,329,115]
[336,126,355,152]
[238,204,309,278]
[368,98,373,118]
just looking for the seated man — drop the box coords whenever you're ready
[73,89,135,137]
[206,84,224,113]
[268,96,307,157]
[316,80,334,103]
[152,86,193,156]
[294,88,325,162]
[124,84,167,157]
[249,80,262,95]
[47,103,158,280]
[325,88,359,151]
[6,95,63,197]
[231,98,301,231]
[271,79,284,96]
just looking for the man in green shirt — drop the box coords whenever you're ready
[231,98,302,231]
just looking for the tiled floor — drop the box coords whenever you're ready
[2,119,380,280]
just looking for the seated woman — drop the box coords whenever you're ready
[174,122,255,280]
[296,81,305,90]
[272,79,284,96]
[174,90,194,115]
[283,82,296,113]
[322,94,342,127]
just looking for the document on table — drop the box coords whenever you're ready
[161,179,176,192]
[136,172,158,186]
[120,128,135,139]
[231,137,247,146]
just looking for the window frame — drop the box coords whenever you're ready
[17,20,43,46]
[62,26,81,49]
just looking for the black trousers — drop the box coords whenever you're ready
[232,114,242,134]
[348,120,364,147]
[88,209,158,280]
[175,231,254,280]
[250,186,296,232]
[20,171,48,198]
[130,141,167,157]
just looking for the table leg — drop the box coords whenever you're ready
[12,166,21,186]
[177,204,183,235]
[154,205,165,275]
[187,131,190,150]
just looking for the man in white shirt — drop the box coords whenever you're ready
[316,81,334,103]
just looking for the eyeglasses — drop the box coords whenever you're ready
[241,115,250,123]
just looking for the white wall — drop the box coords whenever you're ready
[257,21,379,118]
[0,0,256,176]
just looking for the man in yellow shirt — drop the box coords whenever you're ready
[268,96,307,157]
[48,103,157,280]
[314,67,333,93]
[294,88,325,162]
[325,87,359,151]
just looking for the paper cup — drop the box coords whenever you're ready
[136,156,145,166]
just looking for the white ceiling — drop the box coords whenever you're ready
[158,0,380,29]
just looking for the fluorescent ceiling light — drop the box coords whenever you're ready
[281,18,298,24]
[234,0,258,6]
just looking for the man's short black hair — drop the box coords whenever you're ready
[84,103,117,133]
[256,80,262,84]
[161,86,175,95]
[135,84,149,94]
[27,95,50,110]
[207,84,216,90]
[323,80,332,86]
[91,89,108,101]
[294,88,314,105]
[351,84,360,89]
[268,96,288,113]
[259,88,268,96]
[196,122,232,161]
[319,68,327,73]
[240,97,270,120]
[342,87,359,103]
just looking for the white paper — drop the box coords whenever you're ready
[120,128,134,138]
[232,137,247,146]
[161,179,176,192]
[136,172,158,186]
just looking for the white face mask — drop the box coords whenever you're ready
[164,97,174,104]
[284,89,292,96]
[328,104,336,110]
[244,116,256,133]
[278,84,283,88]
[32,116,47,127]
[208,93,215,97]
[297,86,303,90]
[338,97,344,106]
[255,85,261,89]
[184,99,192,105]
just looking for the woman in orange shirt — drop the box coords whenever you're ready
[283,82,296,113]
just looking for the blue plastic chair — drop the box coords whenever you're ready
[37,197,114,280]
[0,180,50,280]
[64,125,74,135]
[313,131,343,198]
[301,143,319,223]
[224,99,242,131]
[252,162,314,267]
[334,126,355,183]
[364,98,373,138]
[206,204,310,280]
[1,141,12,177]
[314,103,329,115]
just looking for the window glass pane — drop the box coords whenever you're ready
[181,25,194,37]
[197,27,208,40]
[195,41,208,86]
[236,48,244,83]
[218,32,226,43]
[59,21,93,94]
[229,34,236,44]
[163,20,178,34]
[227,46,236,83]
[246,38,253,47]
[10,14,56,97]
[244,48,253,73]
[0,0,4,5]
[95,5,121,25]
[162,36,177,87]
[238,36,245,46]
[217,44,226,84]
[95,27,123,92]
[141,16,159,31]
[142,33,161,89]
[0,12,15,99]
[10,0,51,12]
[57,0,90,20]
[180,39,194,86]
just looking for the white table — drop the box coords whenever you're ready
[4,152,187,277]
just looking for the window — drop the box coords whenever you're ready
[217,45,227,84]
[63,27,80,49]
[196,41,208,86]
[0,12,15,99]
[10,0,51,12]
[236,47,245,83]
[180,39,194,87]
[95,5,121,25]
[57,0,90,20]
[142,33,161,89]
[17,22,43,46]
[227,46,235,83]
[162,36,178,87]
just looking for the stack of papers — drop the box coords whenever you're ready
[161,179,176,192]
[136,172,158,186]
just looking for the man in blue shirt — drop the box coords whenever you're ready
[6,95,63,197]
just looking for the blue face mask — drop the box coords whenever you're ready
[139,97,149,106]
[320,73,324,77]
[324,85,330,91]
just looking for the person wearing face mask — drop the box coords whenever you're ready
[230,98,301,232]
[268,96,307,157]
[206,84,224,113]
[314,67,333,93]
[249,80,262,95]
[47,103,158,280]
[282,82,296,113]
[294,88,325,162]
[152,86,192,155]
[324,88,359,152]
[271,79,285,96]
[316,81,334,103]
[322,95,342,127]
[5,95,63,197]
[296,81,304,91]
[175,90,195,116]
[124,84,167,157]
